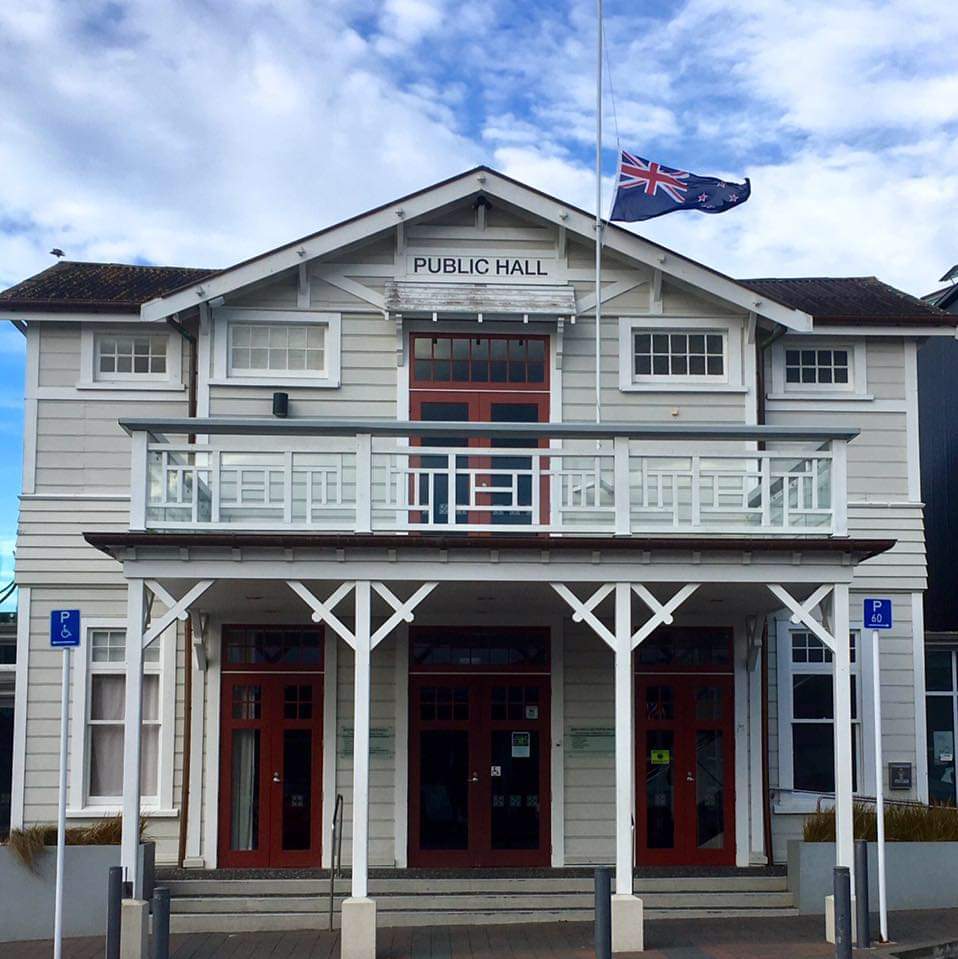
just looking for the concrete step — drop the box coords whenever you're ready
[170,890,794,914]
[162,874,788,897]
[170,905,799,934]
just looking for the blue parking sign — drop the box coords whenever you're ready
[50,609,81,647]
[864,598,893,630]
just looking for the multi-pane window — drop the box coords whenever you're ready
[96,334,168,379]
[229,323,326,375]
[788,630,860,793]
[785,348,850,386]
[925,649,958,805]
[411,334,547,386]
[86,628,161,801]
[633,331,725,379]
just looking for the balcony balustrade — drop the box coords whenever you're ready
[122,419,854,538]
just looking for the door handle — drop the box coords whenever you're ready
[272,771,281,783]
[686,772,695,783]
[467,772,480,783]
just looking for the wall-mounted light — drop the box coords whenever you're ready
[273,392,289,418]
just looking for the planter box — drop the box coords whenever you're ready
[0,843,145,942]
[788,840,958,914]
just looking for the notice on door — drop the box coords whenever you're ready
[650,748,671,765]
[511,731,531,758]
[568,726,614,753]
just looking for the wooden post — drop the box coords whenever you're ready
[613,582,633,896]
[121,579,146,897]
[832,584,854,887]
[351,580,372,899]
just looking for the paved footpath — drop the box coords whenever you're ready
[6,909,958,959]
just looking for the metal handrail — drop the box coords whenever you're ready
[328,793,344,931]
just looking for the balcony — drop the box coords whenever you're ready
[123,419,853,538]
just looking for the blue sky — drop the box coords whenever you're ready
[0,0,956,608]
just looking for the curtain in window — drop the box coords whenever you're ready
[230,730,260,851]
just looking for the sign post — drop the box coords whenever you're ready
[864,598,892,943]
[50,609,80,959]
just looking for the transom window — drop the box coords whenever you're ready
[229,322,326,375]
[633,331,725,379]
[785,348,850,386]
[222,627,324,670]
[411,334,547,386]
[411,628,549,672]
[96,334,168,379]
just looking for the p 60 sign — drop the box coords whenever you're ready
[864,598,892,630]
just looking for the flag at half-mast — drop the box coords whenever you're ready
[610,151,751,222]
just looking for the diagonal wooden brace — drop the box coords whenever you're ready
[630,583,699,648]
[288,581,357,647]
[142,580,214,649]
[371,581,437,649]
[551,583,616,649]
[767,583,837,651]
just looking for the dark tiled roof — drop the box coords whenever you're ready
[0,261,219,313]
[739,276,955,325]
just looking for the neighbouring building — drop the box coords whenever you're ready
[0,612,15,837]
[919,269,958,806]
[2,168,955,954]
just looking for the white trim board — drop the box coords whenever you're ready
[10,587,30,828]
[140,169,814,332]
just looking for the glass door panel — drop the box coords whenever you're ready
[927,695,957,804]
[419,729,470,850]
[230,729,260,852]
[695,730,725,849]
[485,401,542,526]
[414,400,473,526]
[281,729,312,851]
[645,729,675,850]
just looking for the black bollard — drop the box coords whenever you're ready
[855,840,871,948]
[834,866,853,959]
[142,841,156,905]
[105,865,123,959]
[151,887,171,959]
[594,866,612,959]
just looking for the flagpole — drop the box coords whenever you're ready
[594,0,603,425]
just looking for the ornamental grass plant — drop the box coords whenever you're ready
[3,814,145,872]
[803,800,958,842]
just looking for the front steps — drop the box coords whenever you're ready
[162,871,797,933]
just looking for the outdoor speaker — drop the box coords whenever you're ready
[272,391,289,418]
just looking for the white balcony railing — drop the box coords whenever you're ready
[123,419,854,538]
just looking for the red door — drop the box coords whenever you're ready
[219,626,324,868]
[635,675,735,865]
[407,627,552,867]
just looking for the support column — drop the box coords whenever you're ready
[611,582,644,953]
[121,579,146,897]
[342,580,376,959]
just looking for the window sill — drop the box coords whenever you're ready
[766,392,873,403]
[209,376,340,389]
[76,380,186,392]
[67,806,180,819]
[619,383,748,394]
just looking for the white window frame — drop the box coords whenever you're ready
[211,308,342,387]
[617,316,745,392]
[769,337,868,400]
[774,616,875,813]
[68,619,177,817]
[78,326,184,391]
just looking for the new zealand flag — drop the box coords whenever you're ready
[610,151,751,222]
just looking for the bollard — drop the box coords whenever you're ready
[594,866,612,959]
[151,888,170,959]
[106,866,123,959]
[855,840,871,948]
[834,866,853,959]
[141,842,156,906]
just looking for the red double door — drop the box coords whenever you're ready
[635,674,736,865]
[408,674,551,867]
[219,628,324,868]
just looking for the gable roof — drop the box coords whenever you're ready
[924,284,958,313]
[0,261,217,313]
[740,276,955,326]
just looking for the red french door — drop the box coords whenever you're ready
[408,627,551,867]
[219,627,324,868]
[635,674,736,866]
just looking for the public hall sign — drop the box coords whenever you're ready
[406,251,560,284]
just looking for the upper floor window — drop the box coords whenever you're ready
[229,322,326,375]
[80,327,183,391]
[785,348,850,387]
[211,309,342,388]
[618,318,742,392]
[95,334,168,381]
[633,331,725,380]
[410,333,548,388]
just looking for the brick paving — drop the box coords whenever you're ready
[5,909,958,959]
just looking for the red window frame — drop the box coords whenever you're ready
[409,332,550,391]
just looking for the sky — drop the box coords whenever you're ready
[0,0,956,607]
